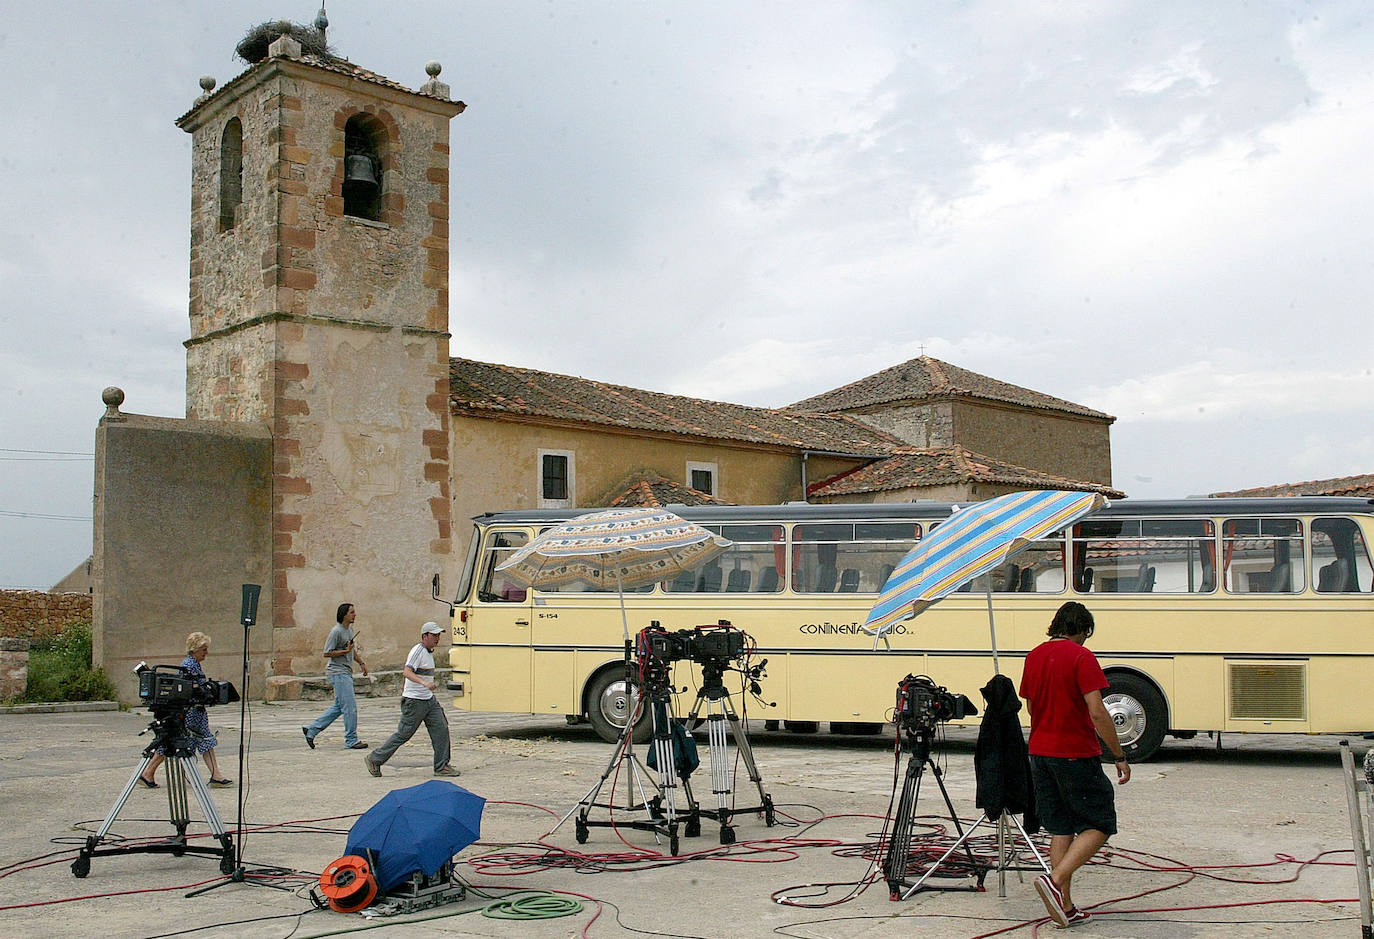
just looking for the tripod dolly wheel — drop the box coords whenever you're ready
[220,855,236,875]
[763,795,776,827]
[574,817,589,844]
[71,855,90,878]
[670,831,680,856]
[719,824,736,846]
[684,814,701,838]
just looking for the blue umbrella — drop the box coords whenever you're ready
[864,490,1107,668]
[345,780,485,892]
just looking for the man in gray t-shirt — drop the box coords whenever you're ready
[303,602,371,750]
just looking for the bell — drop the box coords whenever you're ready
[344,154,378,190]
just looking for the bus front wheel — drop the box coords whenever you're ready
[1102,673,1166,762]
[586,668,650,744]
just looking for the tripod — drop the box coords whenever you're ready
[680,656,775,845]
[881,722,988,899]
[563,645,690,855]
[72,711,234,878]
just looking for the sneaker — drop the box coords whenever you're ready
[364,755,382,777]
[434,764,460,777]
[1063,907,1092,928]
[347,741,369,750]
[1035,874,1069,928]
[302,727,316,749]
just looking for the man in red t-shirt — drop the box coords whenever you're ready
[1018,601,1130,928]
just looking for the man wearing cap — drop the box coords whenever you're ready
[364,622,459,778]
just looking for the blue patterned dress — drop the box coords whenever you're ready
[180,653,218,755]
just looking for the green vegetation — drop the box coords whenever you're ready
[12,621,117,704]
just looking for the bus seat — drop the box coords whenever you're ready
[1265,562,1291,593]
[1076,567,1094,592]
[758,566,779,592]
[815,565,837,593]
[838,569,861,592]
[698,563,723,593]
[726,568,752,592]
[1318,558,1353,592]
[1018,567,1036,592]
[670,569,696,592]
[1135,564,1156,593]
[878,564,895,588]
[999,564,1020,592]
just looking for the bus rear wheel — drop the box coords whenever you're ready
[586,668,650,744]
[1102,673,1166,762]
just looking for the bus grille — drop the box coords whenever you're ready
[1227,662,1307,721]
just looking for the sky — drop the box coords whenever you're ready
[2,1,1373,589]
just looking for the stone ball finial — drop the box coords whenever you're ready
[102,386,126,421]
[199,75,216,94]
[425,60,442,78]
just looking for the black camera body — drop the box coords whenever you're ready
[642,622,745,664]
[135,663,239,711]
[895,674,976,731]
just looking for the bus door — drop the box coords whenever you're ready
[464,528,534,714]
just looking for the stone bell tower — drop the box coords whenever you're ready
[174,22,465,675]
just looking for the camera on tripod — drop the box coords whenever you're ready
[895,674,976,732]
[135,662,239,711]
[641,621,745,664]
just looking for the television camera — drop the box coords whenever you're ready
[640,622,746,665]
[894,674,975,734]
[135,662,239,714]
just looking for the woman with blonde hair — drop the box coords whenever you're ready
[137,632,231,788]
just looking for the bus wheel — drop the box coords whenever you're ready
[586,669,650,744]
[1102,673,1166,762]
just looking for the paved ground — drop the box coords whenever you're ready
[0,700,1369,938]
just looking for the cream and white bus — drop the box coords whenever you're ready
[442,497,1374,761]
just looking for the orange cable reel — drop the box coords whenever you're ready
[319,854,378,912]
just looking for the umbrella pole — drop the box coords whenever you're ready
[614,568,631,644]
[984,583,1000,675]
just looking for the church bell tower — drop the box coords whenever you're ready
[175,20,465,673]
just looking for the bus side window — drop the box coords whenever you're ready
[1223,518,1304,594]
[476,530,529,602]
[1313,517,1371,593]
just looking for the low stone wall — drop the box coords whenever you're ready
[0,638,30,699]
[265,668,452,702]
[0,590,92,641]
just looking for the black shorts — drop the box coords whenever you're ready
[1029,755,1118,837]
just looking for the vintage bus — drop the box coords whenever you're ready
[441,497,1374,761]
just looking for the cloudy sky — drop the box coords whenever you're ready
[2,1,1372,588]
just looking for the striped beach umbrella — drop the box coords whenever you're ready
[864,490,1108,668]
[497,507,732,640]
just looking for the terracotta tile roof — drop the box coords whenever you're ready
[1209,473,1374,498]
[449,358,903,456]
[788,356,1113,421]
[807,446,1122,499]
[177,52,447,126]
[607,472,731,508]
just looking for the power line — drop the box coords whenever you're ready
[0,510,91,522]
[0,448,94,457]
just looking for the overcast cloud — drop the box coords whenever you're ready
[2,1,1373,588]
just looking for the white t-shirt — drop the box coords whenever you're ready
[402,642,436,700]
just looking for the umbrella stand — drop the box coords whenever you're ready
[984,583,1000,675]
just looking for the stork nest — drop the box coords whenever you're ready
[235,20,336,64]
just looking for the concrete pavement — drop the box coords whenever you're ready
[0,700,1367,938]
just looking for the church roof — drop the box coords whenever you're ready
[807,446,1122,499]
[1209,473,1374,498]
[788,356,1113,421]
[449,358,902,456]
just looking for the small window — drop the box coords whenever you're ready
[1222,518,1305,594]
[475,530,529,603]
[687,461,717,496]
[219,118,243,232]
[538,450,574,508]
[664,524,784,593]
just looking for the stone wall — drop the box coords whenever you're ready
[0,590,92,641]
[0,638,29,699]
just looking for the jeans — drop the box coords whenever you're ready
[370,696,451,771]
[305,671,359,747]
